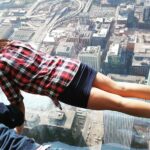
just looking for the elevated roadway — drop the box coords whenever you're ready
[30,0,84,43]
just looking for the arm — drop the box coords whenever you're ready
[0,70,25,133]
[14,101,25,134]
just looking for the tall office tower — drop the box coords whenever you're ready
[92,24,110,49]
[78,46,102,72]
[79,13,90,25]
[103,111,134,148]
[143,7,150,22]
[143,1,150,22]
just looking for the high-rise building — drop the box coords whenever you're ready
[67,30,92,47]
[107,43,121,65]
[103,111,150,149]
[92,24,110,48]
[143,1,150,22]
[143,6,150,22]
[79,13,90,25]
[131,43,150,77]
[103,43,129,74]
[0,24,14,39]
[78,46,102,71]
[103,111,134,148]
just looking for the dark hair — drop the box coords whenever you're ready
[0,39,10,49]
[0,103,24,128]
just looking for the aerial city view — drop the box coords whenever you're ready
[1,0,150,149]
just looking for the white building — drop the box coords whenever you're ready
[107,43,120,65]
[55,42,75,58]
[78,46,102,71]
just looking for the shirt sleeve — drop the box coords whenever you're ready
[0,70,23,104]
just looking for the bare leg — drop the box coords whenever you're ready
[92,72,150,100]
[87,87,150,118]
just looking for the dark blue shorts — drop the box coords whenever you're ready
[59,63,97,108]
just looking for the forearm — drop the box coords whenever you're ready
[13,101,25,134]
[13,100,25,115]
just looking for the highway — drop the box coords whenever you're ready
[49,0,85,32]
[26,0,85,43]
[83,0,93,13]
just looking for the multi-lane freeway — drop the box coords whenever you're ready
[26,0,86,43]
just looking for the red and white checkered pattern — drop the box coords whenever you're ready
[0,41,80,108]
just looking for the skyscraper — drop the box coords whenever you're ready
[143,1,150,22]
[78,46,102,72]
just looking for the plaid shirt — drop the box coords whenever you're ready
[0,41,80,108]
